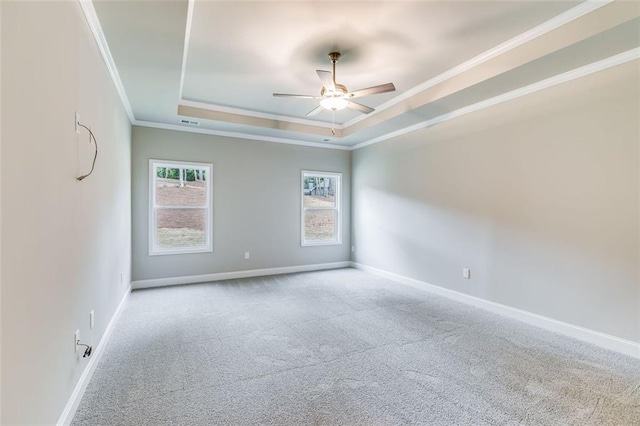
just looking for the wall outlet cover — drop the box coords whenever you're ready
[463,268,471,279]
[74,330,80,353]
[244,252,250,260]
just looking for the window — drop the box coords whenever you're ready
[149,159,212,255]
[301,170,341,246]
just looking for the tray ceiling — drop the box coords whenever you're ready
[91,0,639,148]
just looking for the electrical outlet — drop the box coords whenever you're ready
[74,330,80,353]
[90,310,94,329]
[463,268,471,279]
[75,112,80,134]
[244,252,250,260]
[351,246,355,253]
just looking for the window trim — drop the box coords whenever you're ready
[148,159,213,256]
[301,170,342,247]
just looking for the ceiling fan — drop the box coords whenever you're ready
[273,52,396,117]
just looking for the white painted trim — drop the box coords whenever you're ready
[342,0,613,129]
[143,50,639,152]
[177,0,195,102]
[132,120,352,150]
[180,100,341,130]
[80,0,624,153]
[148,159,213,256]
[0,3,3,422]
[78,0,619,152]
[175,0,611,137]
[301,170,342,247]
[77,0,135,123]
[352,49,640,150]
[132,261,351,289]
[351,262,640,359]
[57,285,132,426]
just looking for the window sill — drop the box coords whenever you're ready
[149,247,212,256]
[301,241,342,247]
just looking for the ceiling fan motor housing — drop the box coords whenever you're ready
[320,83,348,98]
[272,49,395,116]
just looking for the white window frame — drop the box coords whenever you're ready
[149,159,213,256]
[301,170,342,247]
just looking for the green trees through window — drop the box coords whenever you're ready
[302,171,341,245]
[150,160,213,255]
[155,167,207,182]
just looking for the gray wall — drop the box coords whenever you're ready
[352,61,639,343]
[1,2,132,424]
[132,126,351,281]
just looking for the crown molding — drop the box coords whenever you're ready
[342,0,638,138]
[351,49,640,150]
[82,0,636,152]
[341,0,614,130]
[177,0,195,103]
[78,0,135,123]
[175,0,342,131]
[179,99,341,130]
[136,50,639,152]
[132,120,351,150]
[176,0,632,141]
[177,104,343,138]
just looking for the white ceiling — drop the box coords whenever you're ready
[92,0,639,148]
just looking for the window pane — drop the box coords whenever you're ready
[304,209,336,242]
[157,209,206,249]
[303,176,337,207]
[156,167,207,207]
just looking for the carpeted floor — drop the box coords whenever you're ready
[72,268,640,425]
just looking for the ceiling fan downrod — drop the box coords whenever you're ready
[271,50,395,117]
[329,52,341,85]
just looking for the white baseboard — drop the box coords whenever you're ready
[351,262,640,359]
[57,285,132,426]
[132,261,352,290]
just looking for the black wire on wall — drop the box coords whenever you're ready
[76,122,98,182]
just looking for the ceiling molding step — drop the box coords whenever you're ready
[133,120,351,151]
[343,0,638,137]
[78,0,135,123]
[180,99,340,130]
[177,104,343,138]
[176,0,339,131]
[342,0,614,130]
[351,49,640,151]
[177,0,195,102]
[175,2,618,138]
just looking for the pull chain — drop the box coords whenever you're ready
[331,110,336,136]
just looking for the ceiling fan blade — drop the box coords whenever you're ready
[273,93,321,99]
[306,105,324,117]
[347,101,375,114]
[348,83,396,99]
[316,70,335,91]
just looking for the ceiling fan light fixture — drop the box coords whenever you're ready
[320,97,349,111]
[273,51,395,117]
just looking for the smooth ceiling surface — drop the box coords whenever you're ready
[92,0,638,147]
[182,1,578,122]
